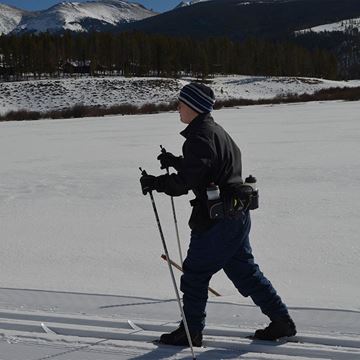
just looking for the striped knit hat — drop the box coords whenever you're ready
[179,82,216,114]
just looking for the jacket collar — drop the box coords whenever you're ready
[180,112,213,138]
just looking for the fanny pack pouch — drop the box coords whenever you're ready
[207,185,259,220]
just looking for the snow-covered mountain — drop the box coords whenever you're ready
[175,0,210,8]
[10,0,156,34]
[118,0,360,41]
[0,3,27,34]
[296,17,360,34]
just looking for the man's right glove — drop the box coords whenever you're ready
[140,174,157,195]
[157,151,183,170]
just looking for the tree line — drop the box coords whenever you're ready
[293,30,360,79]
[0,31,338,81]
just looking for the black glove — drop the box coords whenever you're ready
[140,174,157,195]
[157,151,182,170]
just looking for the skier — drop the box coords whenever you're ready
[140,82,296,346]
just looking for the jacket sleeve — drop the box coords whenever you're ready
[155,135,214,197]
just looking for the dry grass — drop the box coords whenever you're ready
[1,87,360,122]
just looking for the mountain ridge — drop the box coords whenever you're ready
[175,0,210,8]
[0,0,156,34]
[2,0,360,37]
[116,0,360,40]
[0,3,28,34]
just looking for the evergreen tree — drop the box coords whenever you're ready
[0,31,344,81]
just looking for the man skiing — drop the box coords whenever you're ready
[140,82,296,346]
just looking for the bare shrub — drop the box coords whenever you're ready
[1,87,359,122]
[0,109,41,121]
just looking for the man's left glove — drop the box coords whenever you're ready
[140,174,157,195]
[157,151,183,170]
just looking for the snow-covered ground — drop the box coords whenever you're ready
[0,100,359,358]
[296,17,360,34]
[1,75,360,115]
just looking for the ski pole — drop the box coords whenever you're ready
[160,145,184,265]
[161,254,221,297]
[140,168,196,360]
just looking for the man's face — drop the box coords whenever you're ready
[178,101,198,124]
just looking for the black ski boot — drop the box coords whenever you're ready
[253,315,297,341]
[159,322,202,347]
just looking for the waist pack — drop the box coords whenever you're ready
[208,184,259,220]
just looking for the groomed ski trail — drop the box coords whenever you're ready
[0,310,359,360]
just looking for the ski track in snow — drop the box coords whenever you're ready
[0,311,359,359]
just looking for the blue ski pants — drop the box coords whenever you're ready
[180,211,289,332]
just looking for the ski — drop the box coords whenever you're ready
[41,322,57,335]
[151,339,204,348]
[128,320,144,332]
[246,335,304,344]
[154,335,301,343]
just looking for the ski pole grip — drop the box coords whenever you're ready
[139,167,148,176]
[159,145,170,174]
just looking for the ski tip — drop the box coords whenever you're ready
[128,320,143,332]
[40,322,57,335]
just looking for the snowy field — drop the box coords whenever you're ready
[0,101,359,359]
[296,17,360,34]
[1,75,360,115]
